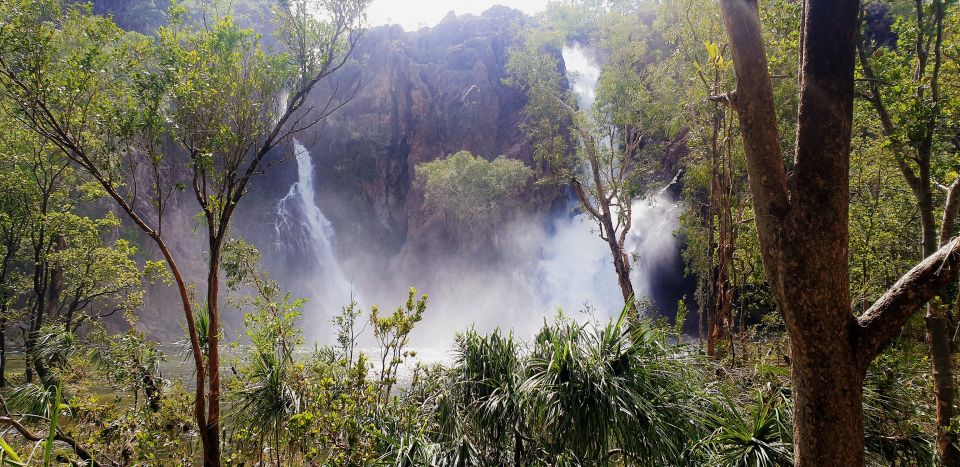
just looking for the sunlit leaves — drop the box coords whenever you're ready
[415,150,533,234]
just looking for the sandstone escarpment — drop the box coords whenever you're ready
[269,7,562,271]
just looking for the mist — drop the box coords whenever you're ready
[262,43,687,351]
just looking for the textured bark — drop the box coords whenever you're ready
[603,215,636,310]
[857,237,960,361]
[785,1,862,462]
[204,242,222,467]
[709,155,736,356]
[928,311,956,465]
[723,0,960,462]
[719,0,866,464]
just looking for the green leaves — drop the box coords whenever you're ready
[698,392,793,467]
[42,383,63,467]
[704,40,730,71]
[0,437,24,467]
[415,151,533,235]
[370,288,427,403]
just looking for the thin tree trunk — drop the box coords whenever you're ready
[44,236,64,321]
[603,215,635,311]
[926,196,958,465]
[0,309,6,388]
[204,241,223,467]
[26,225,47,384]
[514,429,523,466]
[928,309,957,465]
[153,239,209,465]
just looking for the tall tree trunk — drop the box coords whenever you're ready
[29,235,64,389]
[704,107,721,354]
[703,198,717,352]
[719,0,864,463]
[153,239,209,465]
[720,0,960,460]
[711,174,735,356]
[26,227,46,384]
[0,304,6,388]
[0,298,6,388]
[44,236,64,321]
[204,240,223,467]
[928,308,956,465]
[925,189,958,465]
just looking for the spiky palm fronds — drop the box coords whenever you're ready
[33,325,74,370]
[446,328,522,463]
[697,392,793,467]
[176,305,210,364]
[520,308,701,465]
[863,347,934,466]
[7,383,56,418]
[232,346,302,437]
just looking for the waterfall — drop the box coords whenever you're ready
[275,141,353,319]
[534,45,683,318]
[562,44,601,111]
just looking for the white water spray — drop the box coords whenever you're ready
[264,45,683,349]
[562,44,601,111]
[275,141,354,321]
[533,46,682,319]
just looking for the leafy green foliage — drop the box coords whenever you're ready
[370,288,427,403]
[698,392,793,466]
[416,151,533,233]
[0,0,955,465]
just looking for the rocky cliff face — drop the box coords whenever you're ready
[84,3,693,339]
[251,7,562,275]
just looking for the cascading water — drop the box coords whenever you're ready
[275,141,354,325]
[266,44,686,345]
[562,44,601,110]
[533,45,684,319]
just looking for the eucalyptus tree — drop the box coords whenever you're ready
[415,150,533,244]
[856,0,960,460]
[506,1,673,313]
[0,0,368,464]
[716,0,960,463]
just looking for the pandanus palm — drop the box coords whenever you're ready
[447,328,524,465]
[520,309,701,465]
[698,391,793,466]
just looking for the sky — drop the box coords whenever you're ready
[367,0,551,30]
